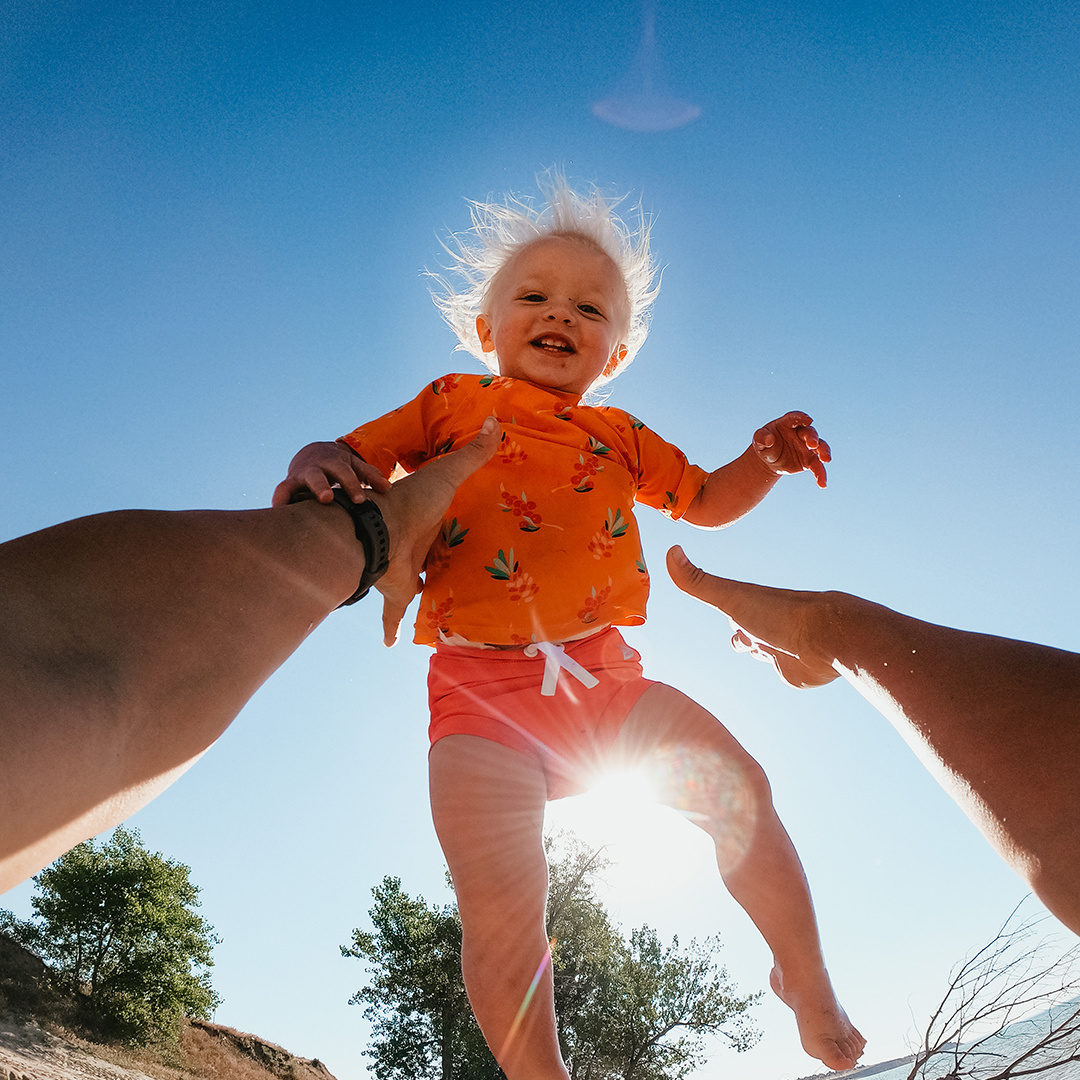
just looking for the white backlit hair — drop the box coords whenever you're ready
[430,174,660,393]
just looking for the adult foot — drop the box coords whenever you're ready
[770,965,865,1072]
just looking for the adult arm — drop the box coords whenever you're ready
[666,545,1080,936]
[0,420,498,894]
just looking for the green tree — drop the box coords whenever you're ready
[344,835,760,1080]
[546,835,760,1080]
[546,837,629,1078]
[0,826,220,1045]
[605,926,760,1080]
[341,876,499,1080]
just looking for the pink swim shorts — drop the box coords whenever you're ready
[427,627,656,799]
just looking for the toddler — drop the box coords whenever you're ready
[275,178,863,1080]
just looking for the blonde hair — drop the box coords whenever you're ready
[430,173,660,391]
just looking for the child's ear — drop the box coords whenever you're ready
[603,344,628,376]
[476,315,496,354]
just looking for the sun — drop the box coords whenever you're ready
[544,767,717,902]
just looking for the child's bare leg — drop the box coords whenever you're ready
[429,735,570,1080]
[666,545,1080,936]
[612,684,865,1071]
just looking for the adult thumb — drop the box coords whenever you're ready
[666,545,721,603]
[436,416,500,487]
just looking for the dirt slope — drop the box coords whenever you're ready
[0,934,337,1080]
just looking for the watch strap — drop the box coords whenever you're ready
[330,490,390,605]
[290,488,390,605]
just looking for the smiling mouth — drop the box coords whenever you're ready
[531,335,575,354]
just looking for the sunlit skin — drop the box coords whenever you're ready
[274,234,858,1077]
[666,544,1080,938]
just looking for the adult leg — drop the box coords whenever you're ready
[666,545,1080,936]
[610,683,865,1071]
[429,735,569,1080]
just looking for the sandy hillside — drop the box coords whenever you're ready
[0,1016,339,1080]
[0,933,337,1080]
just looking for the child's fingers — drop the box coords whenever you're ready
[752,425,780,463]
[778,410,813,429]
[796,428,829,487]
[757,415,831,485]
[795,424,829,455]
[271,472,334,507]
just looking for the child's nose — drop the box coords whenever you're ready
[546,300,575,323]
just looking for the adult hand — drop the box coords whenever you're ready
[369,417,500,646]
[666,545,840,688]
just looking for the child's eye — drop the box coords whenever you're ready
[521,293,545,302]
[578,303,602,316]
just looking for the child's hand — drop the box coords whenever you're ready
[272,442,391,507]
[752,412,831,489]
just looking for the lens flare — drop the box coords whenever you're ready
[498,942,554,1062]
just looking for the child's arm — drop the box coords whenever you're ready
[271,441,391,508]
[681,411,831,528]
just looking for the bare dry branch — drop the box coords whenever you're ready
[908,901,1080,1080]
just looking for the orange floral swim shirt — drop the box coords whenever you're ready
[340,374,709,647]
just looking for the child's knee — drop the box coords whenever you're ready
[654,743,770,834]
[703,760,771,873]
[707,753,771,836]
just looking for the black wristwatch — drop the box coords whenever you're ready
[291,488,391,606]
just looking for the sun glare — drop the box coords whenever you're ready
[544,768,717,902]
[587,768,658,819]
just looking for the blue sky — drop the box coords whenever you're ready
[2,1,1078,1078]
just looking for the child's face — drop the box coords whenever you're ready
[476,236,629,396]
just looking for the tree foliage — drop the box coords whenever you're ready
[341,876,498,1080]
[546,836,760,1080]
[343,833,760,1080]
[0,826,220,1045]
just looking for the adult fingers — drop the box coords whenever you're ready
[381,589,410,648]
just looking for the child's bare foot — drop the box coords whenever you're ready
[666,546,840,689]
[770,964,865,1072]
